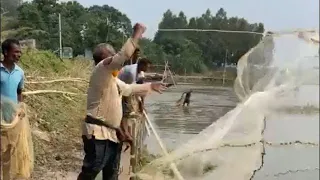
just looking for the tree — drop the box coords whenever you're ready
[82,5,132,52]
[139,38,165,64]
[1,0,22,16]
[10,0,132,55]
[3,1,265,74]
[153,7,265,71]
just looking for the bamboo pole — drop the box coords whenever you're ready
[23,90,83,96]
[142,111,184,180]
[26,78,87,84]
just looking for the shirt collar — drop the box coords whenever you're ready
[0,62,19,72]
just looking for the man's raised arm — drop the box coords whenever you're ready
[102,23,146,70]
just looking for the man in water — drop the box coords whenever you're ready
[1,39,24,103]
[182,90,192,106]
[78,23,167,180]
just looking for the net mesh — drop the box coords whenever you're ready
[136,30,319,180]
[1,98,34,180]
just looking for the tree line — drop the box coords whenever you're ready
[1,0,265,74]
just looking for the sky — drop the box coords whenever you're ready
[41,0,320,38]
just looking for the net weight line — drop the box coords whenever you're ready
[170,140,318,179]
[173,140,319,163]
[219,140,319,148]
[264,167,319,178]
[204,140,318,150]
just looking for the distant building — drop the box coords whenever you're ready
[84,48,93,60]
[62,47,73,59]
[19,39,36,49]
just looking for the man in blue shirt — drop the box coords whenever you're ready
[1,39,24,104]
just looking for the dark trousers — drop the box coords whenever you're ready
[77,136,122,180]
[183,99,190,106]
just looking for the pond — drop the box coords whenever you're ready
[144,84,319,180]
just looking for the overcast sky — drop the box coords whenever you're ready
[29,0,320,38]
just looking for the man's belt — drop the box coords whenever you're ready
[85,115,119,130]
[85,115,127,142]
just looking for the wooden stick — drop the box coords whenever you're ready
[137,97,151,137]
[23,90,84,96]
[161,61,168,82]
[167,69,177,87]
[26,78,88,84]
[142,111,184,180]
[26,76,47,79]
[144,119,151,136]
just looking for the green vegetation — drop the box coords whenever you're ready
[20,50,91,176]
[2,0,264,75]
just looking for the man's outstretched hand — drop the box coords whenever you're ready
[150,82,168,94]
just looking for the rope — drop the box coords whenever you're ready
[158,28,264,35]
[157,28,318,36]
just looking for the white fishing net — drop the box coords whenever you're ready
[136,30,319,180]
[1,98,34,180]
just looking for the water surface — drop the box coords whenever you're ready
[144,84,319,179]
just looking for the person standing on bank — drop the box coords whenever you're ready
[78,23,167,180]
[1,39,24,103]
[118,57,153,142]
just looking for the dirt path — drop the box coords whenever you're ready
[32,145,131,180]
[119,147,131,180]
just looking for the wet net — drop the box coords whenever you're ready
[1,97,34,180]
[136,30,319,180]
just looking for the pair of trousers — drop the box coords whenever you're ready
[77,136,122,180]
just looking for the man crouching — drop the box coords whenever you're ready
[77,23,166,180]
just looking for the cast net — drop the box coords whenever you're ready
[0,97,34,180]
[136,29,319,180]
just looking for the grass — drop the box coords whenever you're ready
[136,147,217,179]
[19,50,92,176]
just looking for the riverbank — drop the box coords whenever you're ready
[20,50,91,179]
